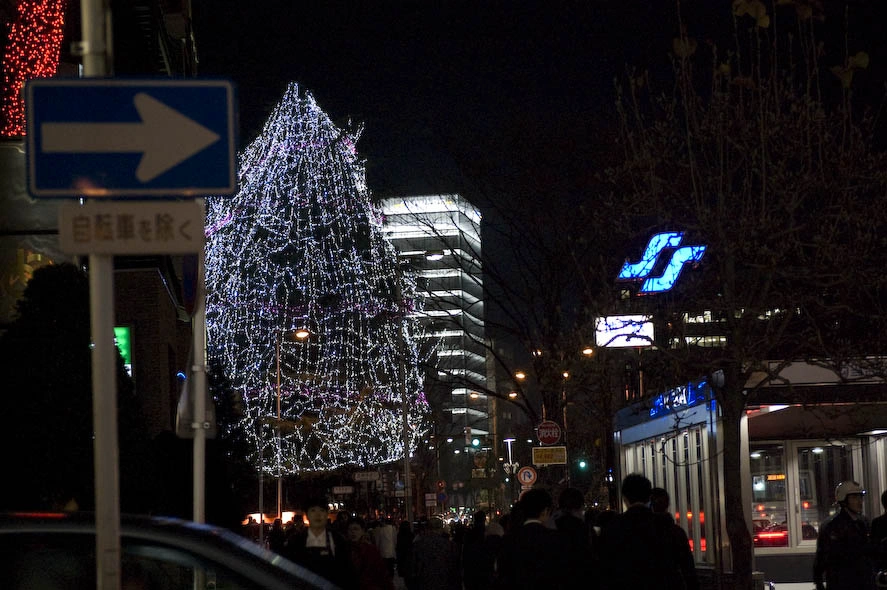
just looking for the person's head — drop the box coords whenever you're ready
[650,487,670,514]
[835,480,865,515]
[519,489,553,520]
[303,497,330,531]
[558,487,585,513]
[473,510,486,530]
[621,474,653,506]
[427,517,445,535]
[597,509,617,529]
[485,521,505,537]
[347,517,367,543]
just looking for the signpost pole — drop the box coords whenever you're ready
[81,1,121,588]
[192,217,207,524]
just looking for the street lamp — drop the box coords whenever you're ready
[503,435,519,506]
[391,264,414,526]
[561,371,570,485]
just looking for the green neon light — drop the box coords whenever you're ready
[114,326,132,366]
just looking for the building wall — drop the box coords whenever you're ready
[115,269,192,437]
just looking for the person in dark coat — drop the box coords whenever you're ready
[495,489,572,589]
[347,517,394,590]
[870,490,887,573]
[411,517,460,590]
[460,511,487,589]
[555,487,597,589]
[285,496,356,588]
[600,474,695,590]
[814,480,877,590]
[396,520,416,587]
[649,487,699,590]
[268,518,286,554]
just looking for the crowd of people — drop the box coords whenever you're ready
[241,474,700,589]
[237,475,887,589]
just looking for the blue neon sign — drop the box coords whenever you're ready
[649,379,710,418]
[618,232,706,294]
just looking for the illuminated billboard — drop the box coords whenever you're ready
[595,315,654,348]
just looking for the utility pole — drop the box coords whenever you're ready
[395,270,414,526]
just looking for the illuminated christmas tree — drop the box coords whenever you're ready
[205,83,429,475]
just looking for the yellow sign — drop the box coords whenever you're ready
[532,446,567,466]
[766,474,786,481]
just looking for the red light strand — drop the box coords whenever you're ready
[1,0,68,137]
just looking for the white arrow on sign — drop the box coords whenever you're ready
[41,92,220,183]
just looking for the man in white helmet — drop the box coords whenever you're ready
[813,480,876,590]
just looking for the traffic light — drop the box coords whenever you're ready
[573,457,591,484]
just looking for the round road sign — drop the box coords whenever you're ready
[517,466,537,486]
[536,420,562,445]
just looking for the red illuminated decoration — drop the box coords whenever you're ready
[1,0,67,137]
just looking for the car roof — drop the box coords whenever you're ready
[0,512,338,590]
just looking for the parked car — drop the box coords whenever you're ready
[0,511,338,589]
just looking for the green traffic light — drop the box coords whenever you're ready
[578,460,588,469]
[472,438,481,447]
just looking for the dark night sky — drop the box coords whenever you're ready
[193,1,687,201]
[194,1,885,205]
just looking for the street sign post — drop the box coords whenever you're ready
[517,466,538,486]
[26,79,236,198]
[532,446,568,466]
[354,471,381,482]
[536,420,562,445]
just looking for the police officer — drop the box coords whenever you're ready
[813,480,877,590]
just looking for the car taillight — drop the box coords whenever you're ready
[10,512,68,519]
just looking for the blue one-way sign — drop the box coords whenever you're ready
[27,79,237,198]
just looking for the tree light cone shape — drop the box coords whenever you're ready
[205,83,429,474]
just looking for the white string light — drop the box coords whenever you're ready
[205,83,429,474]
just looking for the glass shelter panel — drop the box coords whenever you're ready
[620,426,712,565]
[795,443,854,543]
[750,441,857,549]
[750,443,788,547]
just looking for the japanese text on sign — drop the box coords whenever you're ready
[59,201,205,255]
[532,446,567,466]
[71,212,183,244]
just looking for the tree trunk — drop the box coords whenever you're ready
[721,390,754,590]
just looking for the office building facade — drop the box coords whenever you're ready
[381,194,491,500]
